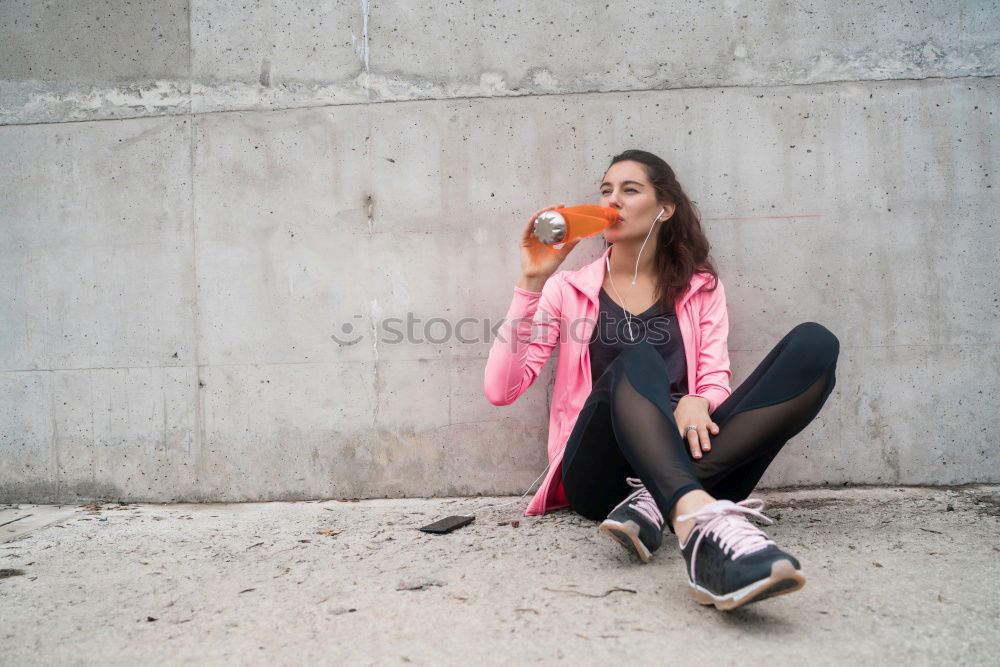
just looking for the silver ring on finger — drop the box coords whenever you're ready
[684,425,698,433]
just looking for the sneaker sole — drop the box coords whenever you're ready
[599,519,653,563]
[688,559,805,611]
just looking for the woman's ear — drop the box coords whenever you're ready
[661,202,677,220]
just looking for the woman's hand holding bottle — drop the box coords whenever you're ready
[517,204,581,292]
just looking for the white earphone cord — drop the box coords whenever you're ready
[605,207,664,342]
[469,207,665,517]
[465,462,553,515]
[631,207,664,285]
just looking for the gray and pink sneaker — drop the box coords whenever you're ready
[676,498,805,610]
[599,477,665,563]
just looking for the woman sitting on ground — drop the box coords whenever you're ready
[483,149,840,611]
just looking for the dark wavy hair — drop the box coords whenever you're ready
[607,149,719,308]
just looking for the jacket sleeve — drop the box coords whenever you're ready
[688,278,733,415]
[483,277,563,406]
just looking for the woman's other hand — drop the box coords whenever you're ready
[674,395,719,460]
[517,204,581,292]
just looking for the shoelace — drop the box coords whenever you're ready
[675,499,777,583]
[623,477,664,528]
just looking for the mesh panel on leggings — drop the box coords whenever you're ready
[694,366,835,502]
[609,368,702,517]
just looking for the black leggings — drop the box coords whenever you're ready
[561,322,840,528]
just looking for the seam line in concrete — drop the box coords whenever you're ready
[187,0,194,115]
[188,77,206,484]
[1,74,997,129]
[3,341,997,375]
[48,369,59,497]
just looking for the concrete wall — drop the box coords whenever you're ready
[1,1,998,503]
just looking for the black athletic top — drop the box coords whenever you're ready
[589,286,689,408]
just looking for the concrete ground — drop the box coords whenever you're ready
[1,485,998,666]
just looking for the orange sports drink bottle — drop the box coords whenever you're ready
[532,205,621,249]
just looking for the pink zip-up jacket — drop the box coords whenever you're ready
[483,244,732,516]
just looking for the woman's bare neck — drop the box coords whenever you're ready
[607,243,657,281]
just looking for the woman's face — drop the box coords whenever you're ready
[598,160,672,244]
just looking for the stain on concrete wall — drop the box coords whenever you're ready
[2,0,998,123]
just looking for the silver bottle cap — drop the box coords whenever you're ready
[533,211,567,244]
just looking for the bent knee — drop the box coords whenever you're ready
[789,321,840,364]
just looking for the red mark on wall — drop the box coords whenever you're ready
[703,215,824,222]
